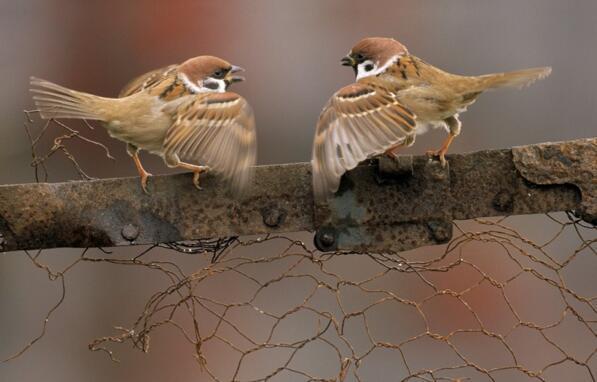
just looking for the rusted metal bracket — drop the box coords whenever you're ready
[314,138,594,252]
[0,138,593,253]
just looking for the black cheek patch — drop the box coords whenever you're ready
[204,81,220,90]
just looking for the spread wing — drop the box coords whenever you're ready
[311,82,417,200]
[163,92,257,194]
[118,64,177,97]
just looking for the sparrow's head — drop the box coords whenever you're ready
[341,37,409,80]
[178,55,245,93]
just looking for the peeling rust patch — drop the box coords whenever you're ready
[513,138,595,224]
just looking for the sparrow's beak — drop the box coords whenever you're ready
[230,65,245,74]
[225,65,246,87]
[341,55,356,67]
[228,76,245,84]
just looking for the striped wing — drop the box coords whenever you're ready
[163,92,257,194]
[311,82,417,200]
[118,65,177,97]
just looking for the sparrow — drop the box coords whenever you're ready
[30,55,257,194]
[311,37,551,200]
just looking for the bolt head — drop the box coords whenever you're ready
[262,207,286,228]
[121,224,139,241]
[314,227,337,252]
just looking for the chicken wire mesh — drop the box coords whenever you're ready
[1,113,596,381]
[1,214,595,381]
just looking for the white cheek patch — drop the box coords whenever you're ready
[356,55,401,81]
[356,60,376,81]
[201,78,227,93]
[178,73,226,93]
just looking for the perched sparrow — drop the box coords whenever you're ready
[311,37,551,200]
[31,55,257,194]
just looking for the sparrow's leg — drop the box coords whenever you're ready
[165,154,209,190]
[127,143,152,193]
[178,162,210,190]
[426,115,461,166]
[385,135,415,159]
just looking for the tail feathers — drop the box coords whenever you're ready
[477,67,552,90]
[30,77,105,121]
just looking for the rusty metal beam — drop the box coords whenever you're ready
[0,138,594,253]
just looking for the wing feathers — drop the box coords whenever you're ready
[311,82,417,200]
[163,93,257,195]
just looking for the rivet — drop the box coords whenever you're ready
[121,224,139,242]
[314,227,337,252]
[261,206,286,228]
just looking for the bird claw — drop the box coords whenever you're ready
[192,167,209,190]
[140,173,153,194]
[385,150,399,160]
[426,150,448,167]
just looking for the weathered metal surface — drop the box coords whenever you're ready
[512,139,596,225]
[0,163,313,251]
[314,158,453,252]
[0,138,593,253]
[314,138,593,252]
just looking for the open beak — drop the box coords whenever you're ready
[225,65,246,87]
[224,76,244,88]
[230,65,246,83]
[341,55,356,67]
[341,55,358,76]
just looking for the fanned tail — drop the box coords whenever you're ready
[30,77,107,121]
[477,67,552,90]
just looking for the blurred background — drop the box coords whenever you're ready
[1,0,596,183]
[0,0,595,381]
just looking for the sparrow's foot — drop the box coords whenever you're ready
[384,142,404,160]
[140,172,153,194]
[385,148,399,160]
[426,149,448,167]
[130,149,153,193]
[192,166,209,190]
[427,133,455,167]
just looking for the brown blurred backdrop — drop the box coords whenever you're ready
[0,1,595,381]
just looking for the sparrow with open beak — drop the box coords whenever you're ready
[31,55,256,194]
[311,37,551,200]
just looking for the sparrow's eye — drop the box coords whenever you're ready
[364,63,374,72]
[212,68,228,79]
